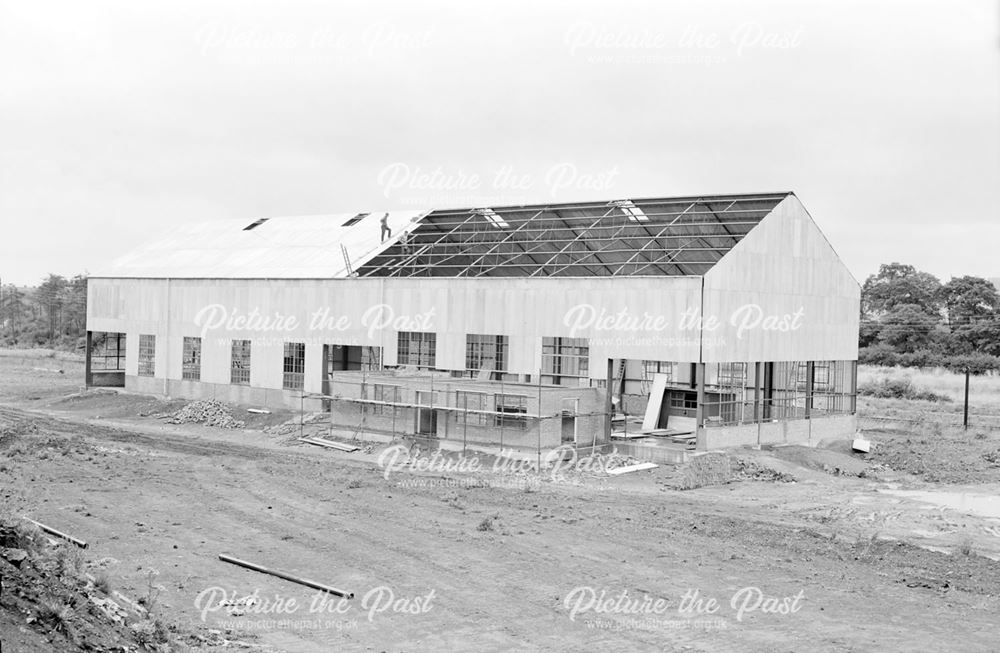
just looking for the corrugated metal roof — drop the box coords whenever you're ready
[92,210,427,279]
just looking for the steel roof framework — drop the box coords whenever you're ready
[355,193,789,278]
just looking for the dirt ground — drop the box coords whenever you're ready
[2,354,1000,652]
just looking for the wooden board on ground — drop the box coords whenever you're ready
[641,373,669,433]
[298,437,359,452]
[607,462,659,476]
[610,432,652,440]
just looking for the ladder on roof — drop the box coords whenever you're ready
[341,244,354,277]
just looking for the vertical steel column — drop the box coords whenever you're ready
[695,363,706,428]
[604,359,614,448]
[85,331,93,387]
[805,361,815,419]
[537,369,542,470]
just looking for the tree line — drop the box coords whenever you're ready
[0,274,88,349]
[860,263,1000,373]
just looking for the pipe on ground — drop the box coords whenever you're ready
[218,553,354,599]
[23,517,88,549]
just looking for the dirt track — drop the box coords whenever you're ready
[2,356,1000,652]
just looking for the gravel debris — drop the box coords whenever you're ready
[163,400,246,429]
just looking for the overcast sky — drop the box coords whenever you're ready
[1,0,997,286]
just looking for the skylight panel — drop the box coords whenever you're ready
[476,208,510,229]
[613,200,649,222]
[342,212,370,227]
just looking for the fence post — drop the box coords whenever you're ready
[964,368,971,430]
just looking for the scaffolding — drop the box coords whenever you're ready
[299,368,612,467]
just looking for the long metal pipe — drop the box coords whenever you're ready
[219,553,354,599]
[23,517,88,549]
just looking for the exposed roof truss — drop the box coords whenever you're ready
[355,193,790,278]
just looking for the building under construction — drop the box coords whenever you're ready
[85,192,860,458]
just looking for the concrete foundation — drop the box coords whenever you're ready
[697,413,857,450]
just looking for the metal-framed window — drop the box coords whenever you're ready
[182,337,202,381]
[456,390,489,426]
[465,334,508,376]
[642,360,674,381]
[90,332,126,371]
[809,361,856,416]
[283,342,305,390]
[495,394,528,430]
[372,384,401,416]
[231,339,251,385]
[770,361,808,419]
[701,362,748,426]
[812,362,832,389]
[397,331,436,368]
[717,362,747,388]
[361,346,382,370]
[138,334,156,377]
[541,337,589,384]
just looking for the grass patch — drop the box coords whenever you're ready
[93,571,112,594]
[859,365,1000,409]
[38,598,74,633]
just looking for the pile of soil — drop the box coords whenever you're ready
[767,443,874,478]
[659,451,796,490]
[865,428,1000,484]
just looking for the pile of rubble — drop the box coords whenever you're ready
[164,400,246,429]
[263,423,299,436]
[264,412,328,437]
[733,457,796,483]
[600,452,645,472]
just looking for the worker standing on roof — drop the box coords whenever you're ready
[400,231,412,256]
[380,212,391,241]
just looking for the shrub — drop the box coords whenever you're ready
[942,353,1000,375]
[857,376,951,402]
[859,344,901,367]
[898,350,943,368]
